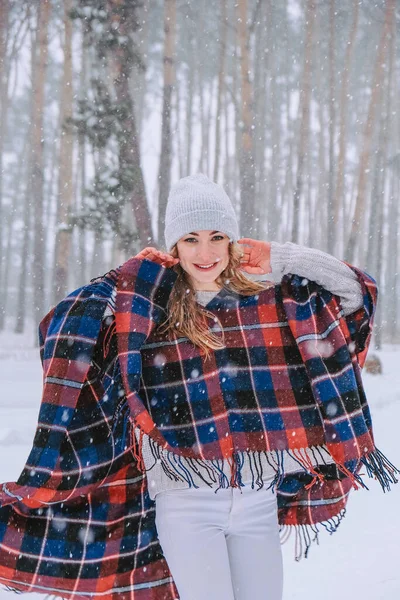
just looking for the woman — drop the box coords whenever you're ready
[0,174,397,600]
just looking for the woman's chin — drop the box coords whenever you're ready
[188,270,223,289]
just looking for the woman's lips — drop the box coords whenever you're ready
[193,262,218,271]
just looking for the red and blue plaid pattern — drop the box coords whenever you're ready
[0,267,179,599]
[0,256,397,598]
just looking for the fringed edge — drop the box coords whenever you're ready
[134,430,339,494]
[129,425,399,496]
[360,447,399,492]
[280,508,346,561]
[332,446,399,493]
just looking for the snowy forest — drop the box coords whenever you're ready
[1,3,400,599]
[0,0,399,344]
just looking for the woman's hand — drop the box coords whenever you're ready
[135,247,180,268]
[237,238,272,275]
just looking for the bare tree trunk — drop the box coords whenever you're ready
[236,0,256,236]
[335,0,359,255]
[253,0,269,239]
[185,32,195,177]
[306,122,313,247]
[175,71,184,179]
[345,0,395,261]
[292,0,316,243]
[387,165,399,343]
[373,145,385,350]
[377,21,394,346]
[327,0,336,254]
[3,140,28,321]
[232,16,242,219]
[0,0,10,330]
[31,0,51,324]
[133,0,149,139]
[281,0,294,241]
[77,25,88,288]
[268,3,281,241]
[213,0,227,183]
[196,9,206,174]
[157,0,176,244]
[15,21,37,334]
[206,80,214,177]
[15,200,32,333]
[366,128,383,273]
[223,91,234,201]
[317,98,327,250]
[385,23,398,343]
[53,0,74,304]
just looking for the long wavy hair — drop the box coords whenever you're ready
[157,242,269,357]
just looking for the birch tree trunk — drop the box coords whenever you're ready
[185,29,195,177]
[31,0,50,323]
[253,0,269,238]
[0,0,9,329]
[134,0,149,139]
[345,0,395,261]
[77,24,88,288]
[157,0,176,244]
[385,23,398,343]
[327,0,336,254]
[335,0,359,255]
[53,0,74,304]
[292,0,316,243]
[236,0,256,236]
[268,3,281,240]
[214,0,227,183]
[15,21,36,335]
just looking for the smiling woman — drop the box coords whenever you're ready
[0,174,396,600]
[175,230,229,290]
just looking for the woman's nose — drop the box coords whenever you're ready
[196,244,215,261]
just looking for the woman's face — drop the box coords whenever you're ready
[175,230,230,291]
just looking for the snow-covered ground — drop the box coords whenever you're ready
[0,331,399,600]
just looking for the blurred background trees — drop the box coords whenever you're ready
[0,0,399,346]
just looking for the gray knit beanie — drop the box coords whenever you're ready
[164,174,239,251]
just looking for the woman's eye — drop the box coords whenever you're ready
[183,235,224,243]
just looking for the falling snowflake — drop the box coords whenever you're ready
[52,517,67,532]
[78,527,95,544]
[326,402,338,417]
[154,353,166,367]
[304,339,333,358]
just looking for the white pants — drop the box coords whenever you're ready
[155,485,283,600]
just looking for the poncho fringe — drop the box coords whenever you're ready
[131,422,398,496]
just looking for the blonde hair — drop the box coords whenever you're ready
[157,242,268,357]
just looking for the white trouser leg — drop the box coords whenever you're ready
[226,486,283,600]
[155,487,236,600]
[155,486,283,600]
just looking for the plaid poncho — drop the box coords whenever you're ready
[0,257,397,600]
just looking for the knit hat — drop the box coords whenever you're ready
[164,174,239,251]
